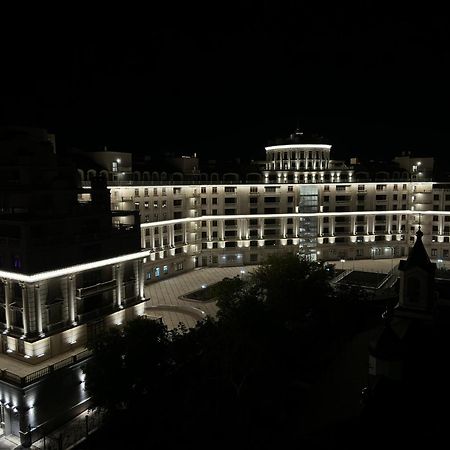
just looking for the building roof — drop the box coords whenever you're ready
[399,227,436,273]
[266,128,331,147]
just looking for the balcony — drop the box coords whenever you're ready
[76,279,116,299]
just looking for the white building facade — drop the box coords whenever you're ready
[93,130,448,282]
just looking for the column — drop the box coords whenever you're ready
[134,261,140,298]
[183,222,187,244]
[159,226,164,248]
[207,220,212,240]
[139,260,145,299]
[114,264,123,308]
[20,283,29,336]
[3,280,11,330]
[170,224,175,246]
[150,227,155,249]
[34,284,43,335]
[258,218,264,239]
[281,217,287,238]
[219,220,225,240]
[68,275,76,324]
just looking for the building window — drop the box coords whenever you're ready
[212,187,218,194]
[153,188,158,196]
[144,188,149,196]
[146,271,152,280]
[225,187,236,193]
[176,263,183,271]
[163,265,168,274]
[155,267,160,277]
[135,189,139,197]
[201,187,206,194]
[134,202,140,210]
[250,186,258,193]
[144,201,149,208]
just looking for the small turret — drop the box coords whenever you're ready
[397,227,436,313]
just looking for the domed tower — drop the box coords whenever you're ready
[263,128,348,184]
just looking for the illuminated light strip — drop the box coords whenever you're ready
[265,144,332,150]
[141,210,446,229]
[0,251,150,283]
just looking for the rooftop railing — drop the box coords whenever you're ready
[0,348,92,387]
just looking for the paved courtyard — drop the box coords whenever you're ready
[144,266,257,329]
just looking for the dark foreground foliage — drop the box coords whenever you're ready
[81,255,382,449]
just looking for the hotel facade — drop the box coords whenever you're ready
[85,129,447,284]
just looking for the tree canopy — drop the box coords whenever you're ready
[83,254,375,449]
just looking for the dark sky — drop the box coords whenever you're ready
[1,3,450,162]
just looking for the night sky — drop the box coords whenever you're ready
[1,4,450,162]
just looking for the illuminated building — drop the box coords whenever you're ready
[0,128,147,446]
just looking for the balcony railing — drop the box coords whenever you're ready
[76,279,117,298]
[0,349,93,387]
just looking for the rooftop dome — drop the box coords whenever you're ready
[267,128,331,147]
